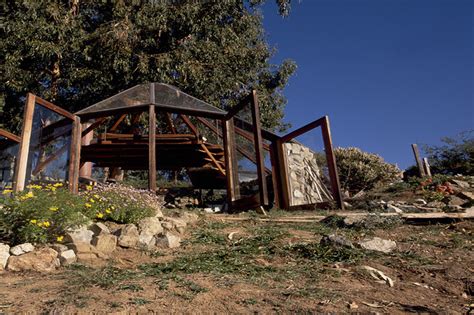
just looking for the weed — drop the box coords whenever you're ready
[67,264,138,289]
[283,242,366,264]
[129,298,150,306]
[242,298,258,305]
[118,283,144,292]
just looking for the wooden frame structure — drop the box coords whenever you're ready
[4,83,344,211]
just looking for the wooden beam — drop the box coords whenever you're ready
[321,116,344,210]
[233,116,280,142]
[0,129,20,143]
[223,118,239,206]
[280,116,326,143]
[13,93,36,192]
[32,145,68,176]
[423,157,432,177]
[68,117,81,194]
[224,94,251,120]
[274,139,290,210]
[34,95,76,120]
[200,144,226,176]
[179,114,199,136]
[411,144,426,177]
[109,114,127,132]
[81,118,107,138]
[148,105,157,191]
[250,90,268,206]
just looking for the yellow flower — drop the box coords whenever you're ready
[57,236,64,242]
[111,206,115,210]
[37,222,44,227]
[53,183,63,187]
[96,213,104,219]
[2,189,13,195]
[49,206,59,212]
[93,194,100,199]
[26,184,42,189]
[86,185,93,191]
[50,187,57,192]
[85,203,92,208]
[105,209,112,214]
[30,219,37,224]
[43,221,51,227]
[25,191,34,198]
[89,198,95,203]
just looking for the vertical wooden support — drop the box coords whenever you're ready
[274,139,291,210]
[411,144,426,177]
[321,116,344,210]
[68,117,82,194]
[423,157,432,177]
[223,118,240,207]
[250,90,268,206]
[13,93,36,192]
[148,105,157,191]
[269,142,281,208]
[79,122,93,178]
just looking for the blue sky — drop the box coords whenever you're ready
[262,0,473,168]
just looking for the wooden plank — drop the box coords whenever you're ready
[34,95,76,120]
[179,114,199,136]
[81,117,107,137]
[250,90,269,206]
[68,117,81,194]
[321,116,344,210]
[233,117,280,142]
[411,144,426,177]
[13,93,36,192]
[423,157,432,177]
[280,116,326,143]
[275,138,290,210]
[80,122,93,178]
[0,129,20,143]
[269,142,281,208]
[223,118,239,205]
[109,114,127,132]
[148,105,157,191]
[200,144,226,176]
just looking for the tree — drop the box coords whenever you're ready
[1,0,295,133]
[423,130,474,175]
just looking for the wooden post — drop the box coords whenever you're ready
[250,90,269,206]
[423,157,432,177]
[13,93,36,192]
[411,144,426,177]
[321,116,344,210]
[223,118,240,208]
[68,117,82,194]
[79,122,93,178]
[274,139,290,210]
[148,105,157,191]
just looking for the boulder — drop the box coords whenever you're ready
[59,249,77,265]
[446,195,467,207]
[138,217,163,236]
[0,243,10,270]
[179,212,199,225]
[10,243,35,256]
[450,179,470,189]
[320,234,354,248]
[358,237,396,253]
[156,232,181,249]
[65,226,94,244]
[91,234,117,254]
[89,222,110,236]
[117,224,139,248]
[51,243,69,253]
[68,242,107,264]
[138,233,156,249]
[7,248,60,272]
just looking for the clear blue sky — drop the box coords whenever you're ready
[262,0,473,169]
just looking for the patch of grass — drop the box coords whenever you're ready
[283,242,367,264]
[129,298,150,306]
[118,283,144,292]
[241,298,258,305]
[188,228,227,245]
[67,264,138,289]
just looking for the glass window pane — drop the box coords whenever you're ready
[0,137,18,190]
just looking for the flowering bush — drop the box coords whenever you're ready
[80,184,158,224]
[0,183,90,245]
[334,147,401,195]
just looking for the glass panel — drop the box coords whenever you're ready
[76,84,150,115]
[154,84,226,114]
[0,137,18,190]
[284,131,333,207]
[25,104,73,185]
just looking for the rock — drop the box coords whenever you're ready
[387,204,403,213]
[7,248,59,272]
[0,243,10,270]
[414,199,427,205]
[59,249,77,265]
[138,217,163,236]
[10,243,35,256]
[117,224,139,248]
[89,222,110,236]
[396,204,420,212]
[179,212,199,225]
[91,234,117,254]
[161,221,174,230]
[426,201,445,208]
[203,208,214,213]
[138,233,156,249]
[342,216,365,227]
[156,232,181,249]
[68,242,107,264]
[459,191,474,202]
[293,190,304,198]
[446,195,467,207]
[358,237,396,253]
[51,243,69,253]
[320,234,354,248]
[162,217,187,234]
[450,179,470,189]
[65,226,94,244]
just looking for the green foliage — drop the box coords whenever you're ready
[423,130,474,175]
[334,147,401,195]
[0,184,90,245]
[284,242,366,264]
[2,0,295,133]
[82,184,157,224]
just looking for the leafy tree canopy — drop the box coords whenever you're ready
[1,0,296,133]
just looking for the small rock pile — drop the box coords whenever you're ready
[0,211,199,273]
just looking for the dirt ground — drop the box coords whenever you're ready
[0,213,473,314]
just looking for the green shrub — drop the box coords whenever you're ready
[81,184,157,224]
[334,147,401,195]
[0,184,91,245]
